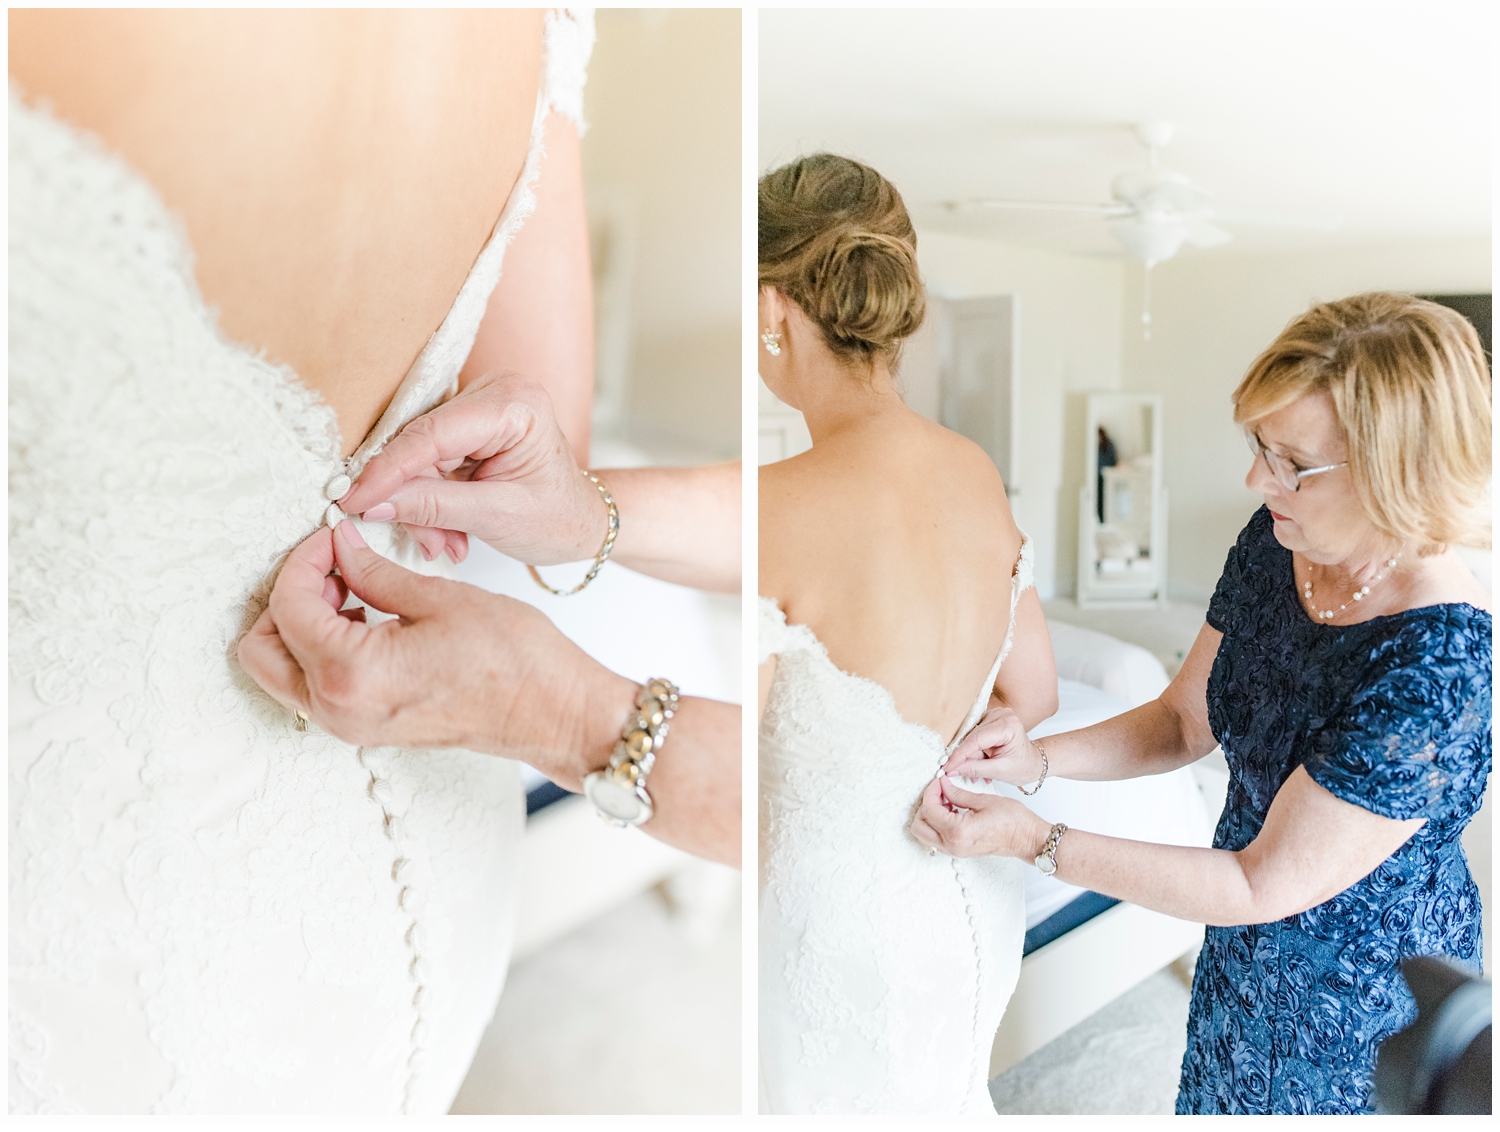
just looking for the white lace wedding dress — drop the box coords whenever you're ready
[9,11,593,1115]
[758,539,1034,1114]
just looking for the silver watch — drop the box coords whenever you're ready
[582,678,679,828]
[1034,822,1068,876]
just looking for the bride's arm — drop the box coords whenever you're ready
[459,112,593,465]
[989,588,1059,730]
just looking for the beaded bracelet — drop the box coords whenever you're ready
[1018,739,1049,796]
[527,469,619,596]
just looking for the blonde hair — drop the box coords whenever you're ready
[758,153,925,364]
[1233,292,1492,552]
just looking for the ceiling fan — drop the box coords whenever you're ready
[946,122,1341,337]
[954,122,1229,267]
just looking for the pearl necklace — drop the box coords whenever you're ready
[1302,553,1402,621]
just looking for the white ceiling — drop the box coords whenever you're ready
[759,7,1494,257]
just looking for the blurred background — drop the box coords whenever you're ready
[587,8,742,462]
[450,9,741,1115]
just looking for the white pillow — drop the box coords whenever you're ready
[1046,618,1169,707]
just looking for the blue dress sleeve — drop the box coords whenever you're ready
[1302,621,1492,822]
[1206,507,1270,635]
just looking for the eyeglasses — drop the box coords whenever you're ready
[1244,430,1347,493]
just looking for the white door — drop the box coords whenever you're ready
[936,295,1018,491]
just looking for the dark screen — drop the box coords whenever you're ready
[1419,293,1492,368]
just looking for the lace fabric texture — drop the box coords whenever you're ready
[758,538,1034,1114]
[8,10,594,1115]
[1177,507,1491,1114]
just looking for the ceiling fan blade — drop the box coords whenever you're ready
[1213,206,1343,232]
[1186,219,1233,248]
[1112,170,1212,215]
[949,198,1126,215]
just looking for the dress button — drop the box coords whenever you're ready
[325,473,352,501]
[325,503,345,528]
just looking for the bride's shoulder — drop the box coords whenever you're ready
[909,416,1013,509]
[758,446,835,516]
[920,413,1002,471]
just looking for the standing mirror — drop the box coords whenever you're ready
[1077,392,1167,605]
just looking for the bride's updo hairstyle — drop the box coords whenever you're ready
[759,153,925,365]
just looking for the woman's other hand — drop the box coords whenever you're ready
[239,520,742,865]
[238,520,629,785]
[910,776,1050,859]
[339,370,608,567]
[942,701,1044,785]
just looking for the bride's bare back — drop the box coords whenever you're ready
[761,404,1022,744]
[10,9,543,455]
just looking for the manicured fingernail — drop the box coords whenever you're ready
[337,520,367,549]
[363,503,396,522]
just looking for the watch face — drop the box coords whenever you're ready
[1035,854,1057,876]
[585,774,646,823]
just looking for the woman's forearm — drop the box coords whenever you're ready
[1043,822,1265,926]
[1012,763,1423,927]
[1041,699,1205,782]
[596,462,741,593]
[958,621,1223,787]
[576,671,740,867]
[634,696,741,866]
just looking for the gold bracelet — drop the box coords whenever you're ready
[1018,739,1048,796]
[582,678,680,827]
[527,469,619,596]
[1034,821,1068,875]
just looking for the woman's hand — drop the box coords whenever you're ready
[238,520,631,787]
[239,520,743,865]
[338,370,609,568]
[942,701,1045,786]
[910,776,1051,859]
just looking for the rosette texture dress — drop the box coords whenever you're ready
[1177,506,1491,1114]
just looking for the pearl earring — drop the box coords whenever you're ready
[761,330,782,357]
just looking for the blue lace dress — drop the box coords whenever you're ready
[1176,507,1491,1115]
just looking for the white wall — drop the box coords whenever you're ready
[583,10,740,459]
[906,231,1126,599]
[1120,237,1492,602]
